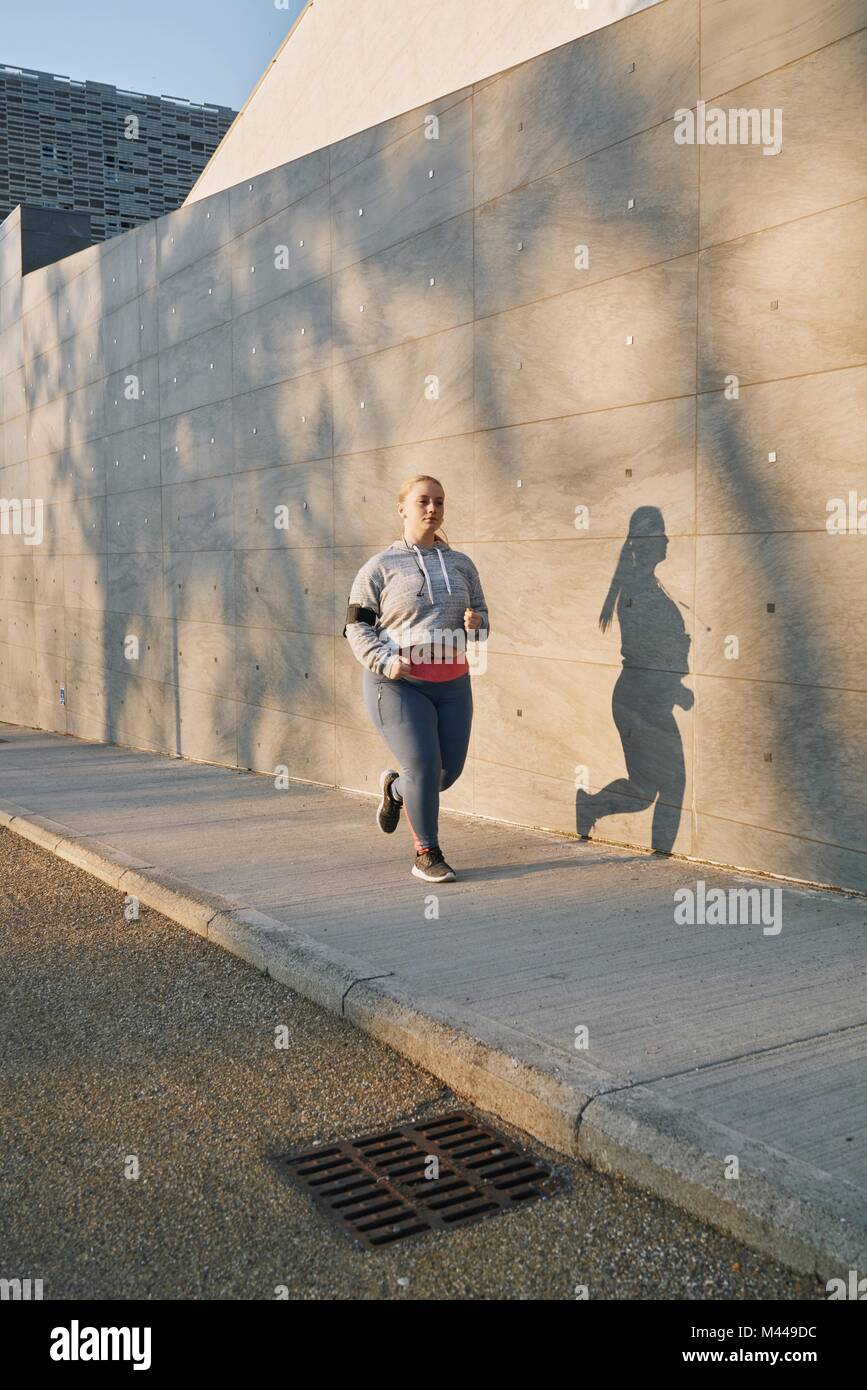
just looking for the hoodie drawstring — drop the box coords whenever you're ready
[436,546,452,595]
[411,543,451,602]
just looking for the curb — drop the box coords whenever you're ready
[2,801,863,1282]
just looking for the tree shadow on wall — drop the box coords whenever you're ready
[575,506,695,853]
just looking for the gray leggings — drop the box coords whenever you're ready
[362,668,473,852]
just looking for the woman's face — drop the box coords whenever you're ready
[401,481,445,532]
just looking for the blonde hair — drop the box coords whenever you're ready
[396,474,450,548]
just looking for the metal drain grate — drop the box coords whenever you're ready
[272,1110,562,1248]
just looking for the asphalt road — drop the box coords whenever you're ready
[0,826,826,1301]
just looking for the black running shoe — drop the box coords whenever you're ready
[412,848,457,882]
[376,769,402,834]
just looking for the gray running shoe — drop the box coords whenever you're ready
[376,769,402,834]
[412,848,457,882]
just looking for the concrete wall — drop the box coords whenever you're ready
[186,0,662,205]
[1,0,866,892]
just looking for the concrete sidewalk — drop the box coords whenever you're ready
[2,721,865,1277]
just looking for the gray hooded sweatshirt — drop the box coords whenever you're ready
[344,539,490,678]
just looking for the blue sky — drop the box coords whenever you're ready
[2,0,309,111]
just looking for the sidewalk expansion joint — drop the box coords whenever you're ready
[594,1017,867,1096]
[341,974,396,1016]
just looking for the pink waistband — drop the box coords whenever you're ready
[403,656,468,682]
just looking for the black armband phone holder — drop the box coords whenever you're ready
[342,603,377,638]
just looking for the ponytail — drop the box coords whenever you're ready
[599,540,634,633]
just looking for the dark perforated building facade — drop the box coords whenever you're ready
[0,62,236,243]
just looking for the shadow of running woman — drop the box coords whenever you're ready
[575,506,694,854]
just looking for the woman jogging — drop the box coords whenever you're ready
[342,475,490,882]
